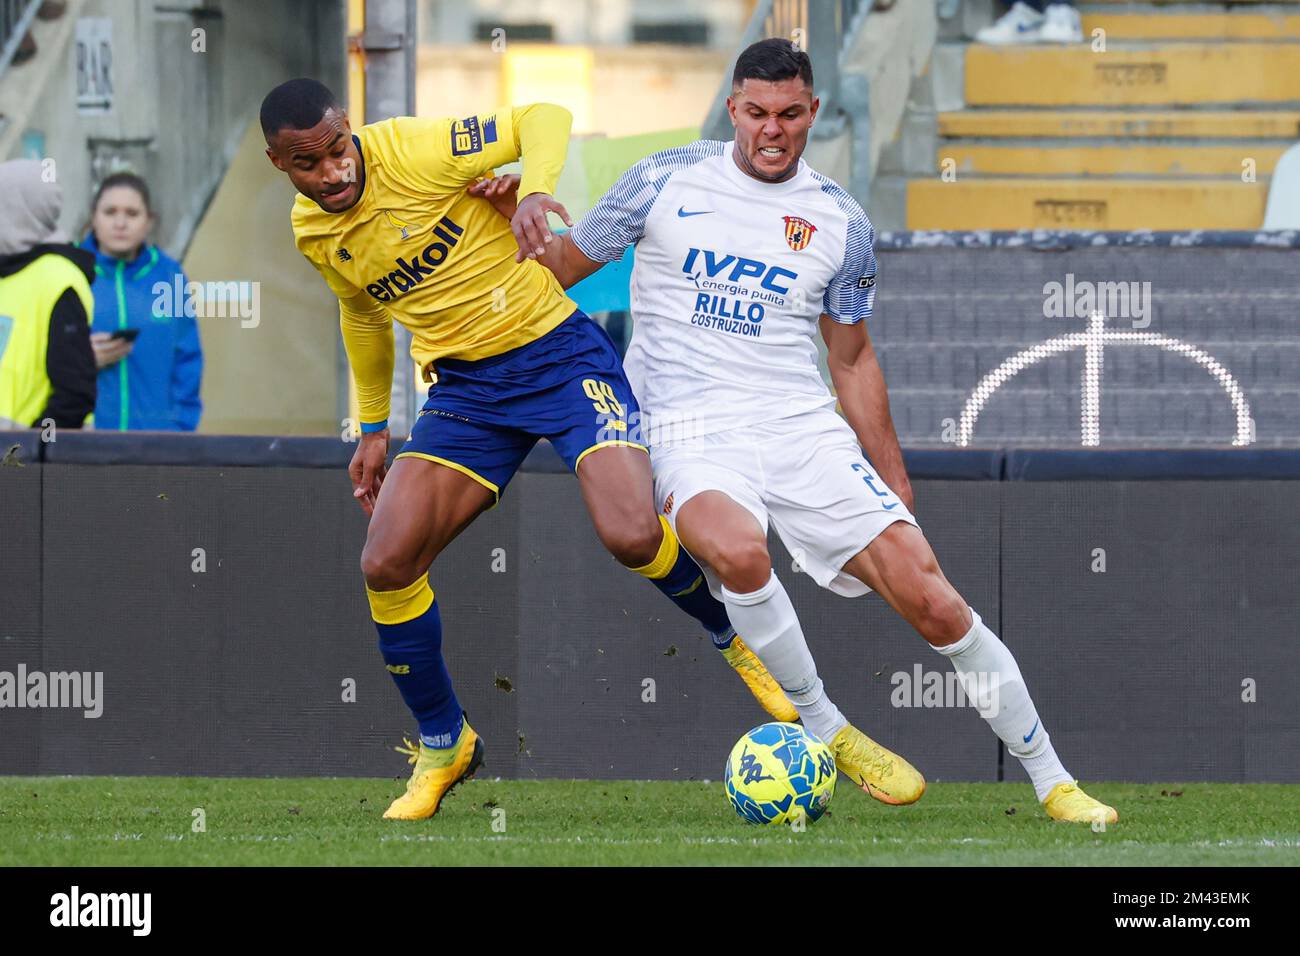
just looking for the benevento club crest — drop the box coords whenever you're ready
[783,216,817,251]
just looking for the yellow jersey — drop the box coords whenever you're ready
[0,251,94,428]
[292,105,577,425]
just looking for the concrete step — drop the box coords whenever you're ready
[966,42,1300,106]
[939,142,1290,175]
[937,109,1300,138]
[1082,11,1300,39]
[906,178,1268,228]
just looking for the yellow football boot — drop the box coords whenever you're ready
[719,636,799,723]
[1043,781,1119,825]
[829,723,926,806]
[383,721,484,821]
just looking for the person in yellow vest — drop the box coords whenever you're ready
[0,159,96,430]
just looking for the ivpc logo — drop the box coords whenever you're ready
[364,215,464,302]
[681,247,797,295]
[682,247,798,338]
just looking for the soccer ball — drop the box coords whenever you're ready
[724,722,837,826]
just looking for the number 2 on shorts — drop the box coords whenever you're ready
[852,461,899,508]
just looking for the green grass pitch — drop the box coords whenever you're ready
[2,777,1296,866]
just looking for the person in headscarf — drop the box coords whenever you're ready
[0,158,96,430]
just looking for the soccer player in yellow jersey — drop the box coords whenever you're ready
[259,78,794,820]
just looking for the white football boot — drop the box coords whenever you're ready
[974,2,1045,45]
[1038,3,1083,43]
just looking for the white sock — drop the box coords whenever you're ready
[721,573,847,744]
[932,607,1073,801]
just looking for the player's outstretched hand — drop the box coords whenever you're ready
[349,429,389,517]
[510,192,574,263]
[467,174,521,220]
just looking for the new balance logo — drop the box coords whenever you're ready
[364,216,464,302]
[337,248,352,262]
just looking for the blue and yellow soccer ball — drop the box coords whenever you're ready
[724,722,837,826]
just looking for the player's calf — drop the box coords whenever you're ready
[578,454,795,720]
[906,574,972,647]
[843,522,971,646]
[358,459,491,778]
[578,446,735,636]
[849,528,1115,820]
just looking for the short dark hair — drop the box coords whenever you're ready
[260,78,341,138]
[732,37,814,91]
[93,171,152,215]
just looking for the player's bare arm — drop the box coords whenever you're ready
[820,315,913,513]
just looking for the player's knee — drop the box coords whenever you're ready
[911,575,970,644]
[360,541,424,592]
[598,511,663,568]
[711,537,772,594]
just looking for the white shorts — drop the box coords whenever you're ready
[650,406,919,598]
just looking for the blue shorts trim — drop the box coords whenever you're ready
[397,311,645,499]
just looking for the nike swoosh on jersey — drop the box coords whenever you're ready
[677,207,713,217]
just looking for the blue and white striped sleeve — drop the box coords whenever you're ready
[570,141,724,263]
[816,179,877,325]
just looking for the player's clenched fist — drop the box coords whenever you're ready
[510,191,574,263]
[349,429,389,516]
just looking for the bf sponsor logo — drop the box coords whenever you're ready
[450,115,498,156]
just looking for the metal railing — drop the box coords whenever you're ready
[0,0,40,83]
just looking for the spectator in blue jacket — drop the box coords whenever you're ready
[82,172,203,431]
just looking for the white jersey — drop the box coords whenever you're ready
[570,139,877,445]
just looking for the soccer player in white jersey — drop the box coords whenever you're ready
[473,38,1117,824]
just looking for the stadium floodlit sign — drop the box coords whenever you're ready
[956,311,1255,447]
